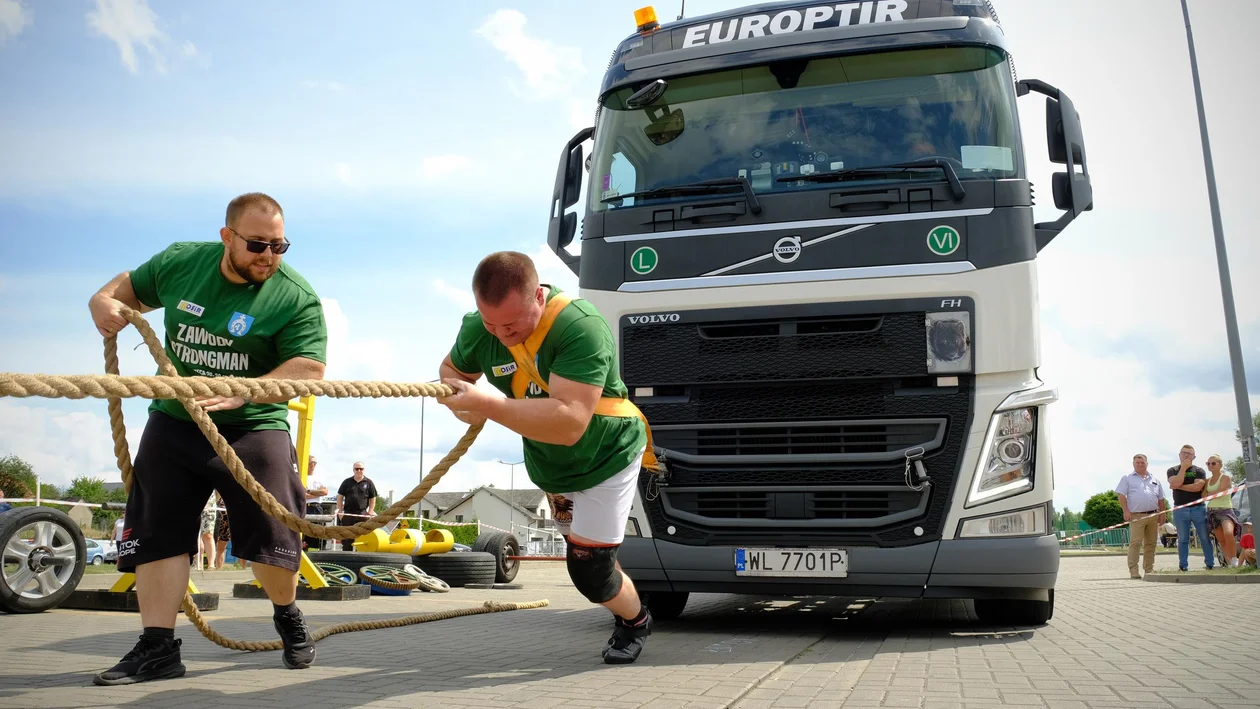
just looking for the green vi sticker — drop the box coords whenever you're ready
[926,225,961,256]
[630,246,658,275]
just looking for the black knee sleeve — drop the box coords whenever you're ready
[566,541,623,603]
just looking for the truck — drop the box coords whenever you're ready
[545,0,1092,626]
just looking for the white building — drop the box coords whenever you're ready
[426,487,563,550]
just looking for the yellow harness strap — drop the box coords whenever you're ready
[508,292,661,471]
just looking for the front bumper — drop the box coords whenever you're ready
[621,533,1059,602]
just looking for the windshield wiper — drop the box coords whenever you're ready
[776,158,966,201]
[601,176,763,215]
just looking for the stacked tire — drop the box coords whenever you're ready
[306,551,412,578]
[471,531,520,583]
[410,551,497,587]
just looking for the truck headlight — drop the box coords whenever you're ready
[967,407,1036,506]
[925,312,971,374]
[966,383,1057,508]
[958,505,1047,538]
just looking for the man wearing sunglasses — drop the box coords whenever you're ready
[87,192,328,685]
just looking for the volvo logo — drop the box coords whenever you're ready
[628,313,681,325]
[773,236,802,263]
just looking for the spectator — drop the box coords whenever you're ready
[302,455,329,552]
[1115,453,1167,578]
[0,488,11,514]
[213,493,232,568]
[1167,444,1215,571]
[1203,455,1241,567]
[114,514,125,546]
[1234,486,1252,537]
[336,462,377,552]
[1160,520,1177,548]
[197,494,217,570]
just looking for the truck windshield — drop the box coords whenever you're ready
[589,46,1020,212]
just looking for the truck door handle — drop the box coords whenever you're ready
[680,202,746,220]
[830,189,902,208]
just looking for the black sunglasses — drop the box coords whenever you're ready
[229,228,290,254]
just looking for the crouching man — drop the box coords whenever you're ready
[434,251,658,664]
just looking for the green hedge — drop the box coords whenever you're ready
[419,519,481,547]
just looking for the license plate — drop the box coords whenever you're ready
[735,548,848,577]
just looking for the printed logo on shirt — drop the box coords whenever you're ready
[227,312,255,337]
[491,362,518,377]
[177,300,205,317]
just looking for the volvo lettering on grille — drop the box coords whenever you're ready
[628,313,681,325]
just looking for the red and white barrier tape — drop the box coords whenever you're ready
[1059,480,1258,543]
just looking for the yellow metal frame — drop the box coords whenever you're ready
[110,394,330,595]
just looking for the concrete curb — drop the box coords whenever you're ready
[1144,572,1260,583]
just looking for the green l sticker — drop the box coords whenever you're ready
[630,246,658,275]
[927,225,961,256]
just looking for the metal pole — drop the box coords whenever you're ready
[498,459,523,544]
[1181,0,1260,543]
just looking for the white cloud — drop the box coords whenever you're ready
[418,154,475,183]
[0,401,144,489]
[320,297,397,382]
[475,9,584,100]
[86,0,196,74]
[0,0,31,42]
[334,162,355,187]
[432,278,474,311]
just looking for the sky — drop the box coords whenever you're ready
[0,0,1258,515]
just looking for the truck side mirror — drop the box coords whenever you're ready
[1018,79,1093,250]
[548,127,594,276]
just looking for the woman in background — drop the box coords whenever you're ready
[1204,455,1241,568]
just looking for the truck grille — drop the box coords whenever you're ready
[652,419,945,463]
[621,301,975,549]
[662,488,926,524]
[621,312,928,385]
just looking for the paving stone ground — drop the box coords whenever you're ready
[0,554,1256,709]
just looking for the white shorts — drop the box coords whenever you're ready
[546,448,643,545]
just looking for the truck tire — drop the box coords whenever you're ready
[0,507,87,614]
[643,591,689,620]
[410,551,497,587]
[974,589,1053,626]
[474,531,520,583]
[306,551,412,577]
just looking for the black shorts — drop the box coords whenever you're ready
[117,411,306,572]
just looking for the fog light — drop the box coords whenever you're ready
[959,506,1046,538]
[925,312,971,374]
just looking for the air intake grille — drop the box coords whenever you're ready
[621,312,928,385]
[652,419,943,462]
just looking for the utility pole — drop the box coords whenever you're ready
[1181,0,1260,535]
[498,459,523,543]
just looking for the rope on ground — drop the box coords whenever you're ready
[181,597,551,652]
[0,305,550,650]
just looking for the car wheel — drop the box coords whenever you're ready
[0,507,87,614]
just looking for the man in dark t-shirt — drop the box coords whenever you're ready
[1167,444,1215,571]
[336,462,377,551]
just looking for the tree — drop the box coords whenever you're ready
[0,455,37,499]
[1082,490,1124,530]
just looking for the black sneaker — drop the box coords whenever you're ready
[273,606,316,669]
[602,609,652,665]
[93,635,185,686]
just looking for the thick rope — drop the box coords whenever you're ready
[0,305,552,651]
[182,597,551,652]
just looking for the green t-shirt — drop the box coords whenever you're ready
[448,286,646,494]
[130,241,328,431]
